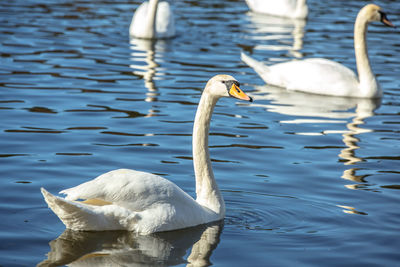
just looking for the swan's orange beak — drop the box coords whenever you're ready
[229,84,253,102]
[380,11,395,27]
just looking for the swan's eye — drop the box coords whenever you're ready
[223,80,239,86]
[223,80,241,94]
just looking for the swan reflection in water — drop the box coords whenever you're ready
[129,38,168,116]
[38,221,223,266]
[245,11,306,58]
[249,85,381,214]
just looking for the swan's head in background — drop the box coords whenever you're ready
[361,4,395,27]
[205,74,253,102]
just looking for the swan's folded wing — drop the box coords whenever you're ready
[60,169,188,211]
[156,1,175,37]
[270,58,359,96]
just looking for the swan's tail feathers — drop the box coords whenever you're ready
[241,52,271,84]
[41,188,107,231]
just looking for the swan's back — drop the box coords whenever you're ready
[61,169,183,210]
[42,169,218,233]
[268,59,360,97]
[246,0,307,19]
[246,0,296,14]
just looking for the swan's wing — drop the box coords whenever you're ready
[269,58,359,96]
[129,2,148,37]
[129,1,175,38]
[156,1,175,38]
[60,169,188,211]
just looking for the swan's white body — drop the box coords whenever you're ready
[129,0,175,39]
[41,170,218,233]
[241,4,394,98]
[245,0,308,19]
[41,75,252,234]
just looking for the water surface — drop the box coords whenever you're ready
[1,0,400,266]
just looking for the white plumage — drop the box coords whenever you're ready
[245,0,308,19]
[129,0,175,39]
[241,4,395,98]
[42,170,211,233]
[41,75,252,234]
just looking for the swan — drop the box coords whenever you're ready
[245,0,308,19]
[129,0,175,39]
[41,74,253,234]
[241,4,395,98]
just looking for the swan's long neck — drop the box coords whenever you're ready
[354,12,380,97]
[144,0,159,39]
[193,92,225,216]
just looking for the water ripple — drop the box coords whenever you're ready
[225,191,337,233]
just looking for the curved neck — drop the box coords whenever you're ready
[193,92,225,215]
[144,0,158,39]
[354,12,380,97]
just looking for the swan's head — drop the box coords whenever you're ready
[361,4,395,27]
[205,74,253,102]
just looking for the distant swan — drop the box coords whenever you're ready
[41,75,252,234]
[241,4,395,98]
[245,0,308,19]
[129,0,175,39]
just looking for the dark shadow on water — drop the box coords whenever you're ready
[38,220,223,267]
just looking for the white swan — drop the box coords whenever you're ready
[245,0,308,19]
[41,75,252,234]
[241,4,395,98]
[129,0,175,39]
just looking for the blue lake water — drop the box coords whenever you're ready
[1,0,400,266]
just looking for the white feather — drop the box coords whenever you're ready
[129,0,175,39]
[245,0,308,19]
